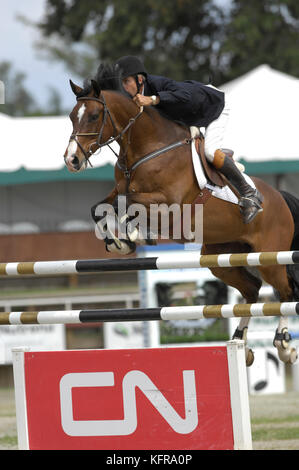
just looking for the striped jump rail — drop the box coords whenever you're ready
[0,251,299,276]
[1,302,299,325]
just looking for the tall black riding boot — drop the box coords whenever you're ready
[213,149,263,224]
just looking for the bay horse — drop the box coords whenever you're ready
[64,65,299,366]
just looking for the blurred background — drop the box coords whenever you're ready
[1,0,299,400]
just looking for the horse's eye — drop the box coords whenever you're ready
[89,113,99,122]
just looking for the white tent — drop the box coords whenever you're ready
[0,112,117,172]
[1,64,299,233]
[220,64,299,162]
[1,64,298,174]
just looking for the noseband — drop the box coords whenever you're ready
[67,94,143,168]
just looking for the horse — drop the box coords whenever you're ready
[64,65,299,366]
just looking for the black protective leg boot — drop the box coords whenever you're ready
[214,150,263,224]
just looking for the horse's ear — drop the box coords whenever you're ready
[69,79,83,97]
[91,79,101,97]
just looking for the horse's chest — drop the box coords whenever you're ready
[117,174,152,194]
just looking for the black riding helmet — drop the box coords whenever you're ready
[115,56,147,94]
[115,55,147,79]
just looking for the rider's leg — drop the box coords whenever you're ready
[213,149,263,223]
[204,98,263,224]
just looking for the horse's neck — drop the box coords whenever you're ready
[104,91,188,167]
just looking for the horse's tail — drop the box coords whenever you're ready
[280,190,299,299]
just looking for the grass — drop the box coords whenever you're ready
[252,415,299,425]
[252,426,299,441]
[251,413,299,443]
[0,411,15,418]
[0,435,18,448]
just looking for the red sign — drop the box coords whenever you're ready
[23,346,234,449]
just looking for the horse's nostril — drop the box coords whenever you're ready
[71,155,82,169]
[72,156,79,166]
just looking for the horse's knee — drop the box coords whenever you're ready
[209,266,261,303]
[240,278,261,303]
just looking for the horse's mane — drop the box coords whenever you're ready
[78,63,123,98]
[78,63,188,133]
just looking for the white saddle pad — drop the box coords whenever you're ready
[191,140,256,205]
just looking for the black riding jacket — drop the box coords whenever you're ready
[143,74,224,127]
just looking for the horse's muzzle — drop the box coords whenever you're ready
[64,155,86,173]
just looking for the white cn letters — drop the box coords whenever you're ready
[60,370,198,437]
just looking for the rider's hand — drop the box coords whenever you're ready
[133,94,156,107]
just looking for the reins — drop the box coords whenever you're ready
[68,94,143,168]
[68,93,192,181]
[116,139,192,181]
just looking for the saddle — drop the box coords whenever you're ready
[190,129,240,207]
[194,133,226,188]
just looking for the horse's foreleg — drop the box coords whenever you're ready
[91,186,118,223]
[125,191,168,244]
[91,187,136,255]
[93,190,167,254]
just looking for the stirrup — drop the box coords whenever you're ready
[239,195,263,224]
[239,190,263,210]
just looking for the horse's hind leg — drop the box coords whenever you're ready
[206,264,261,366]
[232,317,253,365]
[258,265,298,364]
[274,317,298,364]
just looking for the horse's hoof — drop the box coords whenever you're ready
[282,347,298,365]
[274,339,298,364]
[246,348,254,367]
[273,328,298,364]
[276,346,298,364]
[288,348,298,364]
[127,224,142,243]
[106,239,136,255]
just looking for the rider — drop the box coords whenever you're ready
[115,55,263,224]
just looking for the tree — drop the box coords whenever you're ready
[0,61,67,117]
[46,86,64,115]
[30,0,299,86]
[33,0,225,84]
[218,0,299,81]
[0,61,37,116]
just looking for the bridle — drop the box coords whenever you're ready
[67,94,143,168]
[67,92,192,184]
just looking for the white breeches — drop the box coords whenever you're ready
[204,88,231,162]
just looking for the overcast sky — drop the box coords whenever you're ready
[0,0,75,112]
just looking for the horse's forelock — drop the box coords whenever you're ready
[75,64,122,99]
[94,63,122,92]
